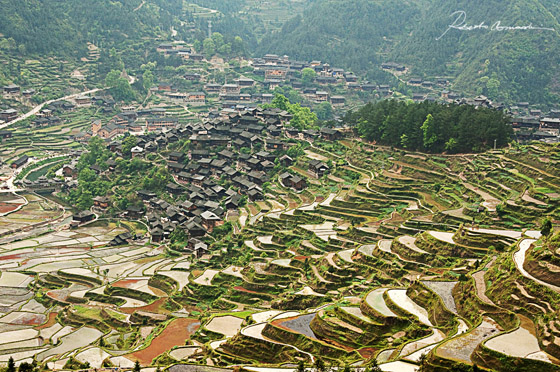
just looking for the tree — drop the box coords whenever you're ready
[541,218,553,239]
[421,114,437,151]
[369,360,382,372]
[400,133,409,148]
[142,69,154,92]
[105,69,121,88]
[133,361,141,372]
[232,36,245,56]
[486,77,501,100]
[270,94,290,111]
[7,357,15,372]
[218,43,232,56]
[76,188,93,210]
[18,362,33,372]
[193,40,201,53]
[315,102,334,121]
[297,361,305,372]
[211,32,224,51]
[114,77,135,101]
[301,67,316,85]
[203,38,215,58]
[444,137,458,153]
[122,136,137,158]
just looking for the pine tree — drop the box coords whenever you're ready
[7,357,15,372]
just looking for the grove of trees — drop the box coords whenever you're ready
[345,100,512,153]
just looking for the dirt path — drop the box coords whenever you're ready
[133,0,145,11]
[472,257,496,306]
[311,265,331,283]
[398,235,429,254]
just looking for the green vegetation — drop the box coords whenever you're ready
[256,0,560,104]
[346,100,512,153]
[0,0,182,57]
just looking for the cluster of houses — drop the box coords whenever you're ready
[1,84,36,124]
[249,55,378,100]
[153,46,392,111]
[73,106,182,142]
[2,84,35,100]
[512,110,560,143]
[68,107,340,244]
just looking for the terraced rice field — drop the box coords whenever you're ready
[436,318,501,363]
[0,137,559,371]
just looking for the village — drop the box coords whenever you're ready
[0,36,558,372]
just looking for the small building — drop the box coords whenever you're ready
[236,78,255,87]
[126,205,144,219]
[62,164,77,178]
[201,210,222,231]
[151,228,164,243]
[166,182,183,195]
[0,109,17,122]
[75,96,92,107]
[540,118,560,130]
[279,172,306,190]
[221,84,240,94]
[0,130,13,140]
[330,96,345,106]
[184,72,201,81]
[12,155,29,169]
[3,84,20,96]
[186,92,206,106]
[205,83,221,93]
[72,211,95,225]
[264,68,288,80]
[131,146,144,158]
[93,196,111,209]
[320,127,342,141]
[169,151,184,162]
[316,91,329,102]
[308,159,329,178]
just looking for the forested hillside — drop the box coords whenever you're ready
[257,0,415,84]
[257,0,560,105]
[0,0,183,57]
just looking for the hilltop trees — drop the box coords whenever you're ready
[346,100,512,153]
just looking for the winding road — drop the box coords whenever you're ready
[1,88,103,130]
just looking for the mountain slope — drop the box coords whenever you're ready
[257,0,560,105]
[0,0,183,57]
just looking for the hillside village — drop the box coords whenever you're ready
[4,40,560,150]
[0,22,559,372]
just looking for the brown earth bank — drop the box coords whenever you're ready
[126,318,200,365]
